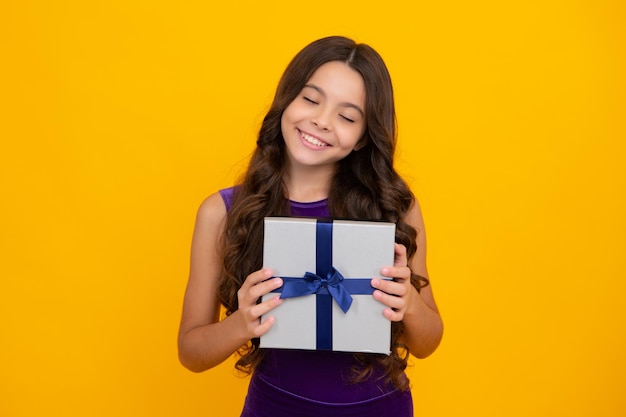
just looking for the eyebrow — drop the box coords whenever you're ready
[303,84,365,117]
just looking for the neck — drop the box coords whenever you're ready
[284,163,335,203]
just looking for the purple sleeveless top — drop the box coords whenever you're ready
[219,187,413,417]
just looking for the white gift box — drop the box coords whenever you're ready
[260,217,395,355]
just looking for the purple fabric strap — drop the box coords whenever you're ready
[219,187,331,218]
[219,187,235,212]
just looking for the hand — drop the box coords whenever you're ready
[370,243,415,322]
[235,268,284,338]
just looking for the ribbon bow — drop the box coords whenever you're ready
[279,267,353,313]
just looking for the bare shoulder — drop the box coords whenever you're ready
[198,192,227,219]
[189,192,228,256]
[405,197,426,236]
[194,192,228,233]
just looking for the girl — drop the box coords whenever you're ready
[178,36,443,417]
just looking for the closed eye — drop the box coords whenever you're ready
[340,115,355,123]
[303,96,318,105]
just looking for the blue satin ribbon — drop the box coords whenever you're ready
[270,220,374,350]
[279,268,374,313]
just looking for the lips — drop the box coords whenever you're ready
[298,129,329,147]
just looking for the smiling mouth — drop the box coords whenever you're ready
[299,130,329,147]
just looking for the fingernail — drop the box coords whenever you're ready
[381,268,390,275]
[371,278,379,287]
[373,290,382,300]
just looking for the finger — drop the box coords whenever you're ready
[371,278,407,297]
[380,266,411,280]
[243,268,274,287]
[239,269,272,297]
[393,243,408,267]
[251,297,284,336]
[382,308,403,322]
[373,289,405,310]
[247,277,284,300]
[249,294,284,319]
[239,269,281,303]
[253,315,277,337]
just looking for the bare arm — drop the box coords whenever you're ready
[177,193,284,372]
[370,200,443,358]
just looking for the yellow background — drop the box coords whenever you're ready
[1,1,624,416]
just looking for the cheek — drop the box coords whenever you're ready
[343,125,366,148]
[280,107,292,137]
[281,103,298,128]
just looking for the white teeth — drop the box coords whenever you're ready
[300,131,328,147]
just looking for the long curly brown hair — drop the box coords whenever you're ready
[218,36,428,390]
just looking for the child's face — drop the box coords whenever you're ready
[281,60,366,171]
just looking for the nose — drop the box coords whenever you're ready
[312,120,329,131]
[311,109,331,131]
